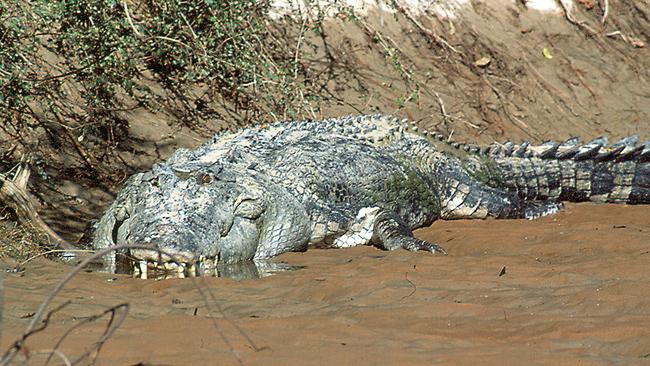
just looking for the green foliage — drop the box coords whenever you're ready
[0,0,426,176]
[365,27,420,109]
[0,0,301,152]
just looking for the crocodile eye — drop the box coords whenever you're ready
[197,172,213,185]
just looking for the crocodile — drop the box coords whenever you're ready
[88,115,650,278]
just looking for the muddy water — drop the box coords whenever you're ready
[2,203,650,365]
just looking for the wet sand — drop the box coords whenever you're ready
[2,203,650,365]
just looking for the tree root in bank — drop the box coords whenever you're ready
[0,162,78,253]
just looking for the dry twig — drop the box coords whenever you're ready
[481,75,532,137]
[1,243,256,366]
[0,163,76,251]
[46,303,129,365]
[392,3,462,55]
[558,0,598,35]
[557,49,598,99]
[12,249,96,272]
[123,1,142,38]
[1,301,72,366]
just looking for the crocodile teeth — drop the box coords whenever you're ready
[199,259,215,276]
[195,262,206,276]
[139,261,148,280]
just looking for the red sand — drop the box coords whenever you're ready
[3,203,650,365]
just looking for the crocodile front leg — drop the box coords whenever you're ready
[371,209,447,254]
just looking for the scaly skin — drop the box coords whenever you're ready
[88,115,650,277]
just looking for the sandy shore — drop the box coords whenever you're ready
[2,203,649,365]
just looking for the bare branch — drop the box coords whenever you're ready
[0,164,76,251]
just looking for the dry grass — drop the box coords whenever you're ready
[0,209,52,261]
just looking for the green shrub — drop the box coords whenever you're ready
[0,0,301,153]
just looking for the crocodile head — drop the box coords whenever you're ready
[90,161,310,277]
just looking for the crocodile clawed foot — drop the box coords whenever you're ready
[371,209,448,255]
[404,238,448,256]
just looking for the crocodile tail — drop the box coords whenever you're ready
[470,136,650,204]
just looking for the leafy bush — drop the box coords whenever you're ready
[0,0,302,161]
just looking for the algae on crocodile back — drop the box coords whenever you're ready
[464,156,507,188]
[371,168,441,220]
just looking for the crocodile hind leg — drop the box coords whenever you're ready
[439,164,563,220]
[388,135,562,220]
